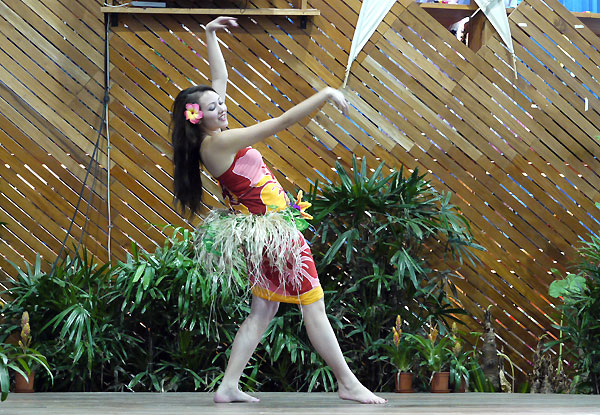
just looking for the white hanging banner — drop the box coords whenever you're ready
[343,0,397,87]
[344,0,517,86]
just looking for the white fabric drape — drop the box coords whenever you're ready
[472,0,514,55]
[343,0,518,86]
[343,0,396,87]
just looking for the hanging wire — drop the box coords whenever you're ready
[105,12,113,265]
[49,13,112,276]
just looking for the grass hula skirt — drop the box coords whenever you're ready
[194,208,310,297]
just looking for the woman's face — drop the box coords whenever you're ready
[198,90,227,133]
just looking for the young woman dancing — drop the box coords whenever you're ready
[170,16,386,405]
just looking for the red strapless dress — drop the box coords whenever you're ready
[216,147,323,305]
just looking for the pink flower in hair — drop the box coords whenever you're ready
[185,103,203,124]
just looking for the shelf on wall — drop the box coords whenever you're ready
[572,11,600,35]
[419,3,600,36]
[100,7,320,16]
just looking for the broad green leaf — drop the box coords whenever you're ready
[132,264,146,283]
[549,273,587,298]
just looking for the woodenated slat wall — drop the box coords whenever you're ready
[1,0,599,380]
[0,0,109,273]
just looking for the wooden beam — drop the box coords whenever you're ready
[100,7,320,16]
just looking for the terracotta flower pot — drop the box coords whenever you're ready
[457,376,467,393]
[395,372,414,393]
[451,375,467,392]
[431,371,450,393]
[15,371,35,393]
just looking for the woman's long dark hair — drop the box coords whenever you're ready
[171,85,215,217]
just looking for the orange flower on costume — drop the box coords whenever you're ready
[185,103,203,124]
[292,190,313,220]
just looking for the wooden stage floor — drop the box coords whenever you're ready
[0,392,599,415]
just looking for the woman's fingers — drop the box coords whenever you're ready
[207,16,238,31]
[340,97,349,115]
[218,16,239,27]
[330,90,349,115]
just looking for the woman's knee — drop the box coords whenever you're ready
[264,300,279,319]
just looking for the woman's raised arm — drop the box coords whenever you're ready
[211,87,348,154]
[205,16,238,99]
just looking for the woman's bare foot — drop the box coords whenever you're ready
[338,382,387,404]
[214,385,260,403]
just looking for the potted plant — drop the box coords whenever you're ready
[406,323,455,393]
[448,324,471,392]
[386,316,415,393]
[3,312,52,396]
[0,343,29,401]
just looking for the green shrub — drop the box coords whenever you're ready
[111,226,249,392]
[0,251,124,391]
[0,230,248,392]
[307,156,484,390]
[548,231,600,394]
[0,159,483,394]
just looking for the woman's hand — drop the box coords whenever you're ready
[326,87,349,115]
[206,16,238,32]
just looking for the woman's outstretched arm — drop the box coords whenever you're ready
[206,16,238,99]
[209,87,348,153]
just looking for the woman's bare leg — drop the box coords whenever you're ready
[214,295,279,403]
[301,299,387,404]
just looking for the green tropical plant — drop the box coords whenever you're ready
[546,232,600,394]
[0,344,27,402]
[448,324,472,391]
[111,225,250,392]
[14,312,52,377]
[384,315,415,372]
[468,357,496,392]
[311,157,482,291]
[308,155,483,389]
[260,309,335,392]
[0,230,252,393]
[405,324,455,373]
[0,250,133,391]
[450,349,470,391]
[516,380,531,393]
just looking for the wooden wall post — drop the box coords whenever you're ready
[292,0,308,9]
[467,11,492,51]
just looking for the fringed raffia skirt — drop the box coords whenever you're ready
[194,209,323,305]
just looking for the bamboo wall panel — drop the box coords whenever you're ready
[1,0,599,380]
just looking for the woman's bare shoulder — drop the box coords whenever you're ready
[201,133,237,177]
[203,127,247,153]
